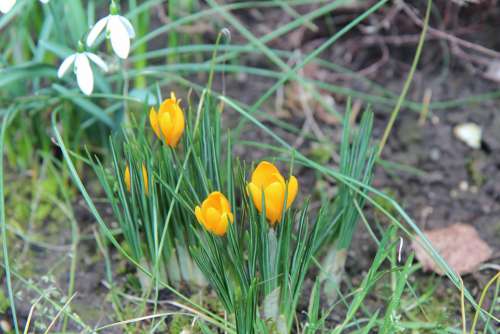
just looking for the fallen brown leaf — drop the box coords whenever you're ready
[412,223,492,275]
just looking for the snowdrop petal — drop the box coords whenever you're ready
[57,54,76,78]
[0,0,16,13]
[86,16,108,47]
[40,0,50,3]
[86,52,108,72]
[108,16,130,59]
[75,54,94,95]
[118,16,135,38]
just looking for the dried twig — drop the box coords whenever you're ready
[357,39,390,77]
[400,2,500,59]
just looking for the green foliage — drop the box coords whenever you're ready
[0,290,10,314]
[191,191,341,333]
[335,103,376,250]
[1,1,498,333]
[1,108,20,334]
[90,92,210,289]
[169,313,200,334]
[85,86,350,332]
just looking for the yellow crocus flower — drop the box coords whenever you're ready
[149,92,185,147]
[195,192,234,236]
[124,164,149,194]
[247,161,298,225]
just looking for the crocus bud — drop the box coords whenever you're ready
[124,164,149,194]
[194,192,234,236]
[247,161,298,225]
[149,92,185,148]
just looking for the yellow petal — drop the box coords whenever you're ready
[205,191,232,214]
[159,111,173,144]
[205,207,221,233]
[203,192,223,212]
[264,181,285,224]
[124,165,131,192]
[285,176,298,209]
[266,205,282,225]
[142,164,149,195]
[270,172,285,184]
[159,98,176,115]
[265,181,285,211]
[169,104,185,147]
[196,191,233,236]
[149,107,160,139]
[212,213,229,236]
[195,206,204,225]
[247,182,263,213]
[218,192,231,214]
[251,161,282,188]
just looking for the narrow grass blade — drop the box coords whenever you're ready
[377,0,432,156]
[0,107,20,334]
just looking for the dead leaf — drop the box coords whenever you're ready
[412,223,492,275]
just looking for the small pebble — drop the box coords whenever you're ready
[236,72,247,82]
[454,123,482,149]
[459,181,469,191]
[430,148,440,161]
[0,320,11,333]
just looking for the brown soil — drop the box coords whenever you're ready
[3,1,500,332]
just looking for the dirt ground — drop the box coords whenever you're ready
[226,1,500,244]
[3,1,500,332]
[224,1,500,249]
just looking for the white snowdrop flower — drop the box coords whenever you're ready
[86,2,135,59]
[1,0,49,14]
[58,50,108,96]
[0,0,16,13]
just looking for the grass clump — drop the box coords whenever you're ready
[81,82,379,332]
